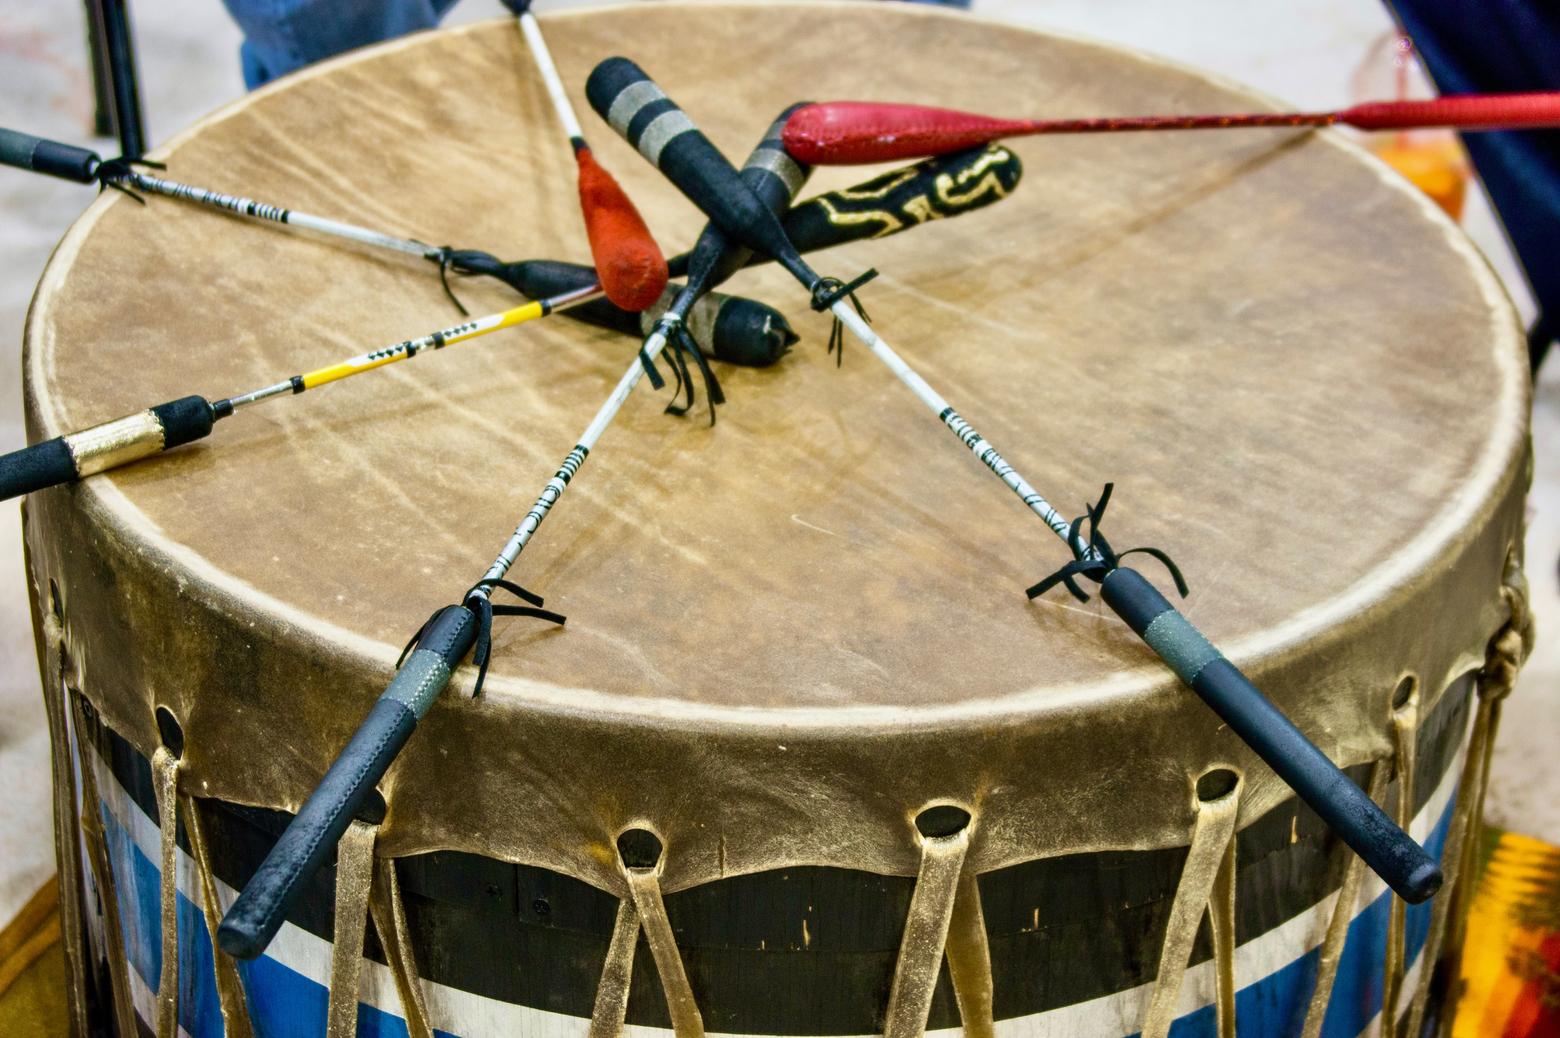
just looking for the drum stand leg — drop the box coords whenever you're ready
[1140,770,1243,1038]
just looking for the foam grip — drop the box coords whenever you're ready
[150,395,217,448]
[585,57,802,272]
[502,259,794,367]
[1342,91,1560,131]
[0,127,100,182]
[575,145,668,312]
[0,439,77,501]
[1100,567,1442,904]
[218,605,477,959]
[769,144,1022,260]
[782,102,1034,165]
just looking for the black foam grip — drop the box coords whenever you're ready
[506,259,792,368]
[0,438,77,501]
[218,604,477,959]
[150,396,216,449]
[0,127,99,183]
[710,297,797,367]
[1100,567,1442,904]
[585,58,807,276]
[776,144,1023,258]
[681,103,816,296]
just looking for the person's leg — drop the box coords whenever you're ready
[220,0,463,89]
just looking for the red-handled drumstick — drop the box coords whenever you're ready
[506,0,668,310]
[782,91,1560,165]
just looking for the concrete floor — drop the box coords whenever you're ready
[0,0,1554,931]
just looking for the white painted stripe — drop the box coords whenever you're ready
[606,80,665,139]
[85,716,1465,1038]
[638,110,696,167]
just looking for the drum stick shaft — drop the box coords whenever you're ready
[829,303,1444,900]
[120,170,439,259]
[589,57,1443,905]
[219,327,673,960]
[0,285,602,502]
[782,92,1560,164]
[215,284,600,412]
[517,9,584,141]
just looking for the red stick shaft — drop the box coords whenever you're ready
[783,92,1560,165]
[1339,92,1560,130]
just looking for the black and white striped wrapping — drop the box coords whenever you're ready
[585,58,816,284]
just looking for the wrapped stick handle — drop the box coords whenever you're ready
[1100,567,1441,903]
[0,127,99,183]
[218,605,477,959]
[0,396,215,501]
[584,57,820,288]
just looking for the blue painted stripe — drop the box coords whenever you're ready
[93,789,1457,1038]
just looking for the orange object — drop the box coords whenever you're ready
[1372,135,1469,221]
[575,146,668,312]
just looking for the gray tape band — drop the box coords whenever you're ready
[607,80,666,138]
[1140,609,1223,685]
[746,147,805,197]
[638,110,696,166]
[383,650,453,719]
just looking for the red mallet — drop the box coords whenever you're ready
[511,2,667,310]
[782,92,1560,165]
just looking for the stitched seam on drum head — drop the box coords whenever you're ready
[1142,611,1222,685]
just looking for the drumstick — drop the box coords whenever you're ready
[637,102,814,422]
[586,58,1445,905]
[504,0,667,311]
[781,91,1560,164]
[0,283,605,501]
[0,125,1011,366]
[214,105,816,963]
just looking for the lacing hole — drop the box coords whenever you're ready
[355,790,387,826]
[617,828,663,870]
[1392,676,1418,710]
[1196,768,1240,803]
[914,804,972,839]
[154,706,184,759]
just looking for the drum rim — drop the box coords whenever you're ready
[21,1,1531,733]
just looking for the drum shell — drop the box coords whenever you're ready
[20,3,1533,1034]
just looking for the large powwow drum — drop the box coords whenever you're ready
[21,4,1533,1036]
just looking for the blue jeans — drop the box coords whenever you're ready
[221,0,464,88]
[222,0,970,89]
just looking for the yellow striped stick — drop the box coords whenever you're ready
[0,284,597,502]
